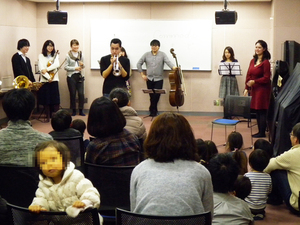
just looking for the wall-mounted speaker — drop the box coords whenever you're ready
[47,11,68,25]
[215,11,237,25]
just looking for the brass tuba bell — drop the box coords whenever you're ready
[12,75,43,91]
[13,75,30,89]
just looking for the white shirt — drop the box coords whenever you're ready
[18,51,26,63]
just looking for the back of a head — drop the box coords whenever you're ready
[227,131,243,151]
[249,149,270,172]
[196,139,208,163]
[207,153,239,193]
[253,139,273,157]
[205,140,218,158]
[2,89,35,122]
[144,112,197,162]
[71,119,86,136]
[292,122,300,142]
[51,109,72,131]
[109,88,129,107]
[87,96,126,138]
[233,175,251,200]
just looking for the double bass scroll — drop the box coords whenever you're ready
[169,48,185,108]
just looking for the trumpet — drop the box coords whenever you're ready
[113,55,121,76]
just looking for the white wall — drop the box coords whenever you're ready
[1,0,300,115]
[0,0,37,120]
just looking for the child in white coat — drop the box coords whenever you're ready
[29,140,102,223]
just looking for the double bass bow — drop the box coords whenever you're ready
[169,48,186,108]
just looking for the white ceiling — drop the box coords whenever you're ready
[27,0,271,2]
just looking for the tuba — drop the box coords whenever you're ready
[13,75,29,89]
[13,75,43,91]
[113,55,121,76]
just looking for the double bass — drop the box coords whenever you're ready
[169,48,186,108]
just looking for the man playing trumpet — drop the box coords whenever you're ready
[100,38,130,97]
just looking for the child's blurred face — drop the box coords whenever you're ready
[38,146,64,184]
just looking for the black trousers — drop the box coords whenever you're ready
[146,79,163,115]
[67,73,84,110]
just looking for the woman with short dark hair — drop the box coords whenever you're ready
[86,97,141,166]
[130,112,213,216]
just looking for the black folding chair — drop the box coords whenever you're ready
[116,208,211,225]
[7,203,100,225]
[84,162,135,225]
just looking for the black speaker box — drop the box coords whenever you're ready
[215,11,237,25]
[47,11,68,25]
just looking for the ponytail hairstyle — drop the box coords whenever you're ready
[226,131,243,152]
[226,131,247,174]
[232,150,248,175]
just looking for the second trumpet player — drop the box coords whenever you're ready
[100,38,130,97]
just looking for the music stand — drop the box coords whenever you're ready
[142,89,166,120]
[218,62,242,76]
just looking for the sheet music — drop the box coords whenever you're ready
[218,62,242,76]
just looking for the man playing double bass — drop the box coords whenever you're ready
[137,39,176,117]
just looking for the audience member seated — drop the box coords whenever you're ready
[109,87,147,141]
[233,175,251,200]
[49,109,81,139]
[245,149,272,220]
[86,97,141,166]
[207,153,253,225]
[0,89,52,166]
[71,119,90,149]
[226,131,248,175]
[253,138,273,158]
[130,112,213,216]
[196,139,218,167]
[264,122,300,215]
[205,140,218,157]
[28,140,101,223]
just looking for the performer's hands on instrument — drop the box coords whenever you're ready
[141,72,148,81]
[78,61,84,68]
[246,80,255,87]
[243,89,248,96]
[75,66,82,71]
[41,69,47,74]
[172,66,177,70]
[110,56,116,65]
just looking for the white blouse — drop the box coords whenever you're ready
[38,53,60,82]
